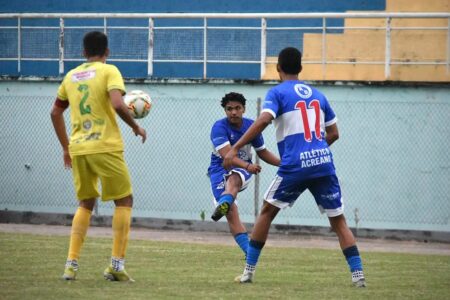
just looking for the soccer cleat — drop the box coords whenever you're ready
[352,270,366,287]
[62,266,77,280]
[234,271,254,283]
[103,266,135,282]
[62,260,78,280]
[211,202,230,222]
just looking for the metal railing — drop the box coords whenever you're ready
[0,12,449,79]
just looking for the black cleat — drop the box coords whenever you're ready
[211,202,230,221]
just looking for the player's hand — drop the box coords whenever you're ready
[133,126,147,143]
[223,147,237,170]
[247,163,261,174]
[63,150,72,169]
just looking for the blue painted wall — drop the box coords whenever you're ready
[0,1,385,13]
[0,0,385,79]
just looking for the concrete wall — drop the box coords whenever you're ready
[0,80,449,233]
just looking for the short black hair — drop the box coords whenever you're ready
[221,92,246,108]
[278,47,302,75]
[83,31,108,57]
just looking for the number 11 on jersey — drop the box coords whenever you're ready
[295,100,322,142]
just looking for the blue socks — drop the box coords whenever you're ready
[218,194,234,206]
[343,245,363,272]
[234,232,249,254]
[246,239,265,267]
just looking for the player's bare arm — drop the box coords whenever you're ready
[325,123,339,146]
[223,112,273,170]
[109,89,147,143]
[218,144,261,174]
[256,149,280,167]
[50,100,72,169]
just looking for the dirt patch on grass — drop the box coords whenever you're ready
[1,223,449,255]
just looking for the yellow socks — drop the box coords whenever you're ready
[112,206,132,259]
[68,207,92,260]
[66,206,131,265]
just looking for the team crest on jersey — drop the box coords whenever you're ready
[294,84,312,99]
[238,149,249,160]
[82,120,92,130]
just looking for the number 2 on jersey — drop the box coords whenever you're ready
[78,84,91,115]
[295,100,321,142]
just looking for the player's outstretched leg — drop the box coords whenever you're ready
[211,194,234,221]
[104,200,134,282]
[233,232,249,258]
[235,202,279,283]
[344,245,366,287]
[225,203,249,257]
[62,205,92,280]
[234,240,265,283]
[329,215,366,287]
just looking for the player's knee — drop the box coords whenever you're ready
[225,176,242,195]
[228,173,242,185]
[114,194,133,207]
[79,198,96,211]
[261,201,279,220]
[329,214,347,232]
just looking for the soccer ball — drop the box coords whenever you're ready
[124,90,152,119]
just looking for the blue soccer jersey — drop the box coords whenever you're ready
[262,80,337,178]
[208,117,266,175]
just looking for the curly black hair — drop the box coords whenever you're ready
[221,92,246,108]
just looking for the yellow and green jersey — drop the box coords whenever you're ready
[57,61,126,156]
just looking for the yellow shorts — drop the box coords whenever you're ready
[71,151,132,201]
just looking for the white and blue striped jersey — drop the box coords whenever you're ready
[262,80,337,178]
[208,117,266,175]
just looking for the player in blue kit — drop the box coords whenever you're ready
[208,92,280,257]
[224,48,366,287]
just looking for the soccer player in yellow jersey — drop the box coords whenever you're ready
[51,31,146,282]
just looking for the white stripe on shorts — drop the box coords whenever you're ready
[263,175,291,209]
[318,197,344,217]
[318,205,344,217]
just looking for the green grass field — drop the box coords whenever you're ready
[0,232,449,300]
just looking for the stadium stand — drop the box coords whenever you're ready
[263,0,450,82]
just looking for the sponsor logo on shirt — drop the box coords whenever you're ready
[71,70,96,82]
[300,148,332,168]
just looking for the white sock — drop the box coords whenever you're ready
[65,259,79,271]
[244,264,255,274]
[111,257,125,271]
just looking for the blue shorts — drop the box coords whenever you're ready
[209,167,252,203]
[264,173,344,217]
